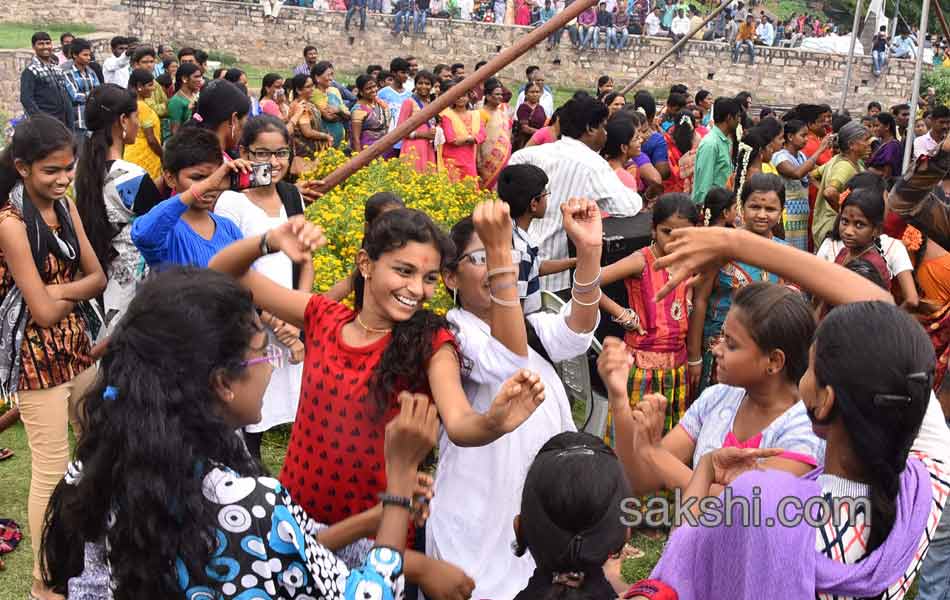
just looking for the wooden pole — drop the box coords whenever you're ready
[617,0,737,96]
[317,0,598,192]
[839,0,864,113]
[902,0,930,172]
[933,0,950,47]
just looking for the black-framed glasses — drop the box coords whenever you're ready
[247,148,291,161]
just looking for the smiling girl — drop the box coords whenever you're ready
[0,115,106,600]
[398,69,437,173]
[209,206,546,577]
[690,173,789,395]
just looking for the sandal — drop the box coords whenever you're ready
[0,448,12,461]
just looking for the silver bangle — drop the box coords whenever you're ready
[572,267,602,292]
[570,289,602,307]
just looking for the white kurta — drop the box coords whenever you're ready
[426,306,596,600]
[215,191,303,433]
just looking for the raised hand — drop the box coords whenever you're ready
[652,227,736,300]
[631,393,667,448]
[597,336,634,401]
[472,199,514,255]
[412,472,434,528]
[561,197,603,250]
[266,215,326,263]
[485,369,545,434]
[384,392,440,480]
[707,446,783,485]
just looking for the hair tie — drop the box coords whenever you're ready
[552,571,585,588]
[103,386,119,401]
[193,113,204,123]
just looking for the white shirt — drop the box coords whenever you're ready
[508,136,643,291]
[756,21,775,45]
[427,306,595,600]
[515,86,555,119]
[214,191,303,432]
[645,12,662,35]
[671,16,690,35]
[913,131,940,161]
[816,234,914,278]
[102,53,130,88]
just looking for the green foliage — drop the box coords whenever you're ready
[0,21,95,49]
[207,49,239,65]
[923,66,950,104]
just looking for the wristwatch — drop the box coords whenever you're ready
[260,231,274,256]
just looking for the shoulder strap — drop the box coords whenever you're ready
[276,181,305,216]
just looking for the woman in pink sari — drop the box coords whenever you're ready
[438,80,485,183]
[477,78,512,190]
[398,70,437,173]
[515,0,532,25]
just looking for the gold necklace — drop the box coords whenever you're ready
[356,313,392,335]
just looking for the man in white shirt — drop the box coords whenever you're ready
[102,35,132,88]
[644,6,662,36]
[508,94,642,292]
[515,66,555,119]
[376,57,413,152]
[914,104,950,161]
[755,14,775,46]
[670,8,690,55]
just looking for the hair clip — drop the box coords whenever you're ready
[193,113,204,123]
[636,106,647,116]
[103,386,119,401]
[552,571,585,588]
[872,393,912,407]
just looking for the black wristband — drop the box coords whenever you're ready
[377,493,413,510]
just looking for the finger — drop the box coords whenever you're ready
[398,391,417,421]
[749,447,784,459]
[654,269,691,302]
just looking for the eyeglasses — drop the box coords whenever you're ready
[461,249,522,266]
[246,148,291,161]
[240,343,288,369]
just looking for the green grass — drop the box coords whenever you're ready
[1,420,34,600]
[0,22,95,50]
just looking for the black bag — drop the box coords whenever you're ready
[276,181,306,289]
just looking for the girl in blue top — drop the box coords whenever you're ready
[689,173,789,396]
[131,128,251,268]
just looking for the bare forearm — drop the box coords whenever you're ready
[486,241,528,357]
[55,273,106,302]
[315,509,378,550]
[539,257,575,276]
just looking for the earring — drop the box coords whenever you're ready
[122,126,127,138]
[452,287,458,304]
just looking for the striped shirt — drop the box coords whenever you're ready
[815,396,950,600]
[63,65,100,132]
[512,221,541,314]
[508,136,643,291]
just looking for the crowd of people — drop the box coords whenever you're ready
[2,22,950,600]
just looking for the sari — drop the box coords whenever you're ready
[514,102,546,150]
[291,101,329,160]
[351,99,391,155]
[313,86,348,149]
[477,105,512,190]
[398,96,436,173]
[438,109,485,183]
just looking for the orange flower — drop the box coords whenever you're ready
[903,225,923,253]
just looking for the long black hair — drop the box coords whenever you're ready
[259,72,283,100]
[668,109,695,155]
[0,114,75,204]
[814,302,933,555]
[517,432,630,600]
[41,268,264,599]
[174,62,200,93]
[601,117,636,160]
[702,186,736,227]
[74,84,137,272]
[186,80,250,130]
[355,208,457,415]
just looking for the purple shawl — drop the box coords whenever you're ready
[651,459,932,600]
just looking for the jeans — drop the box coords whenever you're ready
[872,49,887,74]
[567,24,580,46]
[579,25,594,47]
[368,0,382,11]
[609,27,629,49]
[413,8,427,32]
[732,40,755,63]
[918,425,950,600]
[344,0,367,29]
[393,8,410,32]
[547,28,562,46]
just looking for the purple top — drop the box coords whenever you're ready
[651,459,932,600]
[867,139,904,176]
[578,8,597,25]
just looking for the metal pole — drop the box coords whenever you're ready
[902,0,930,173]
[891,0,901,37]
[618,0,737,96]
[316,0,598,192]
[839,0,864,113]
